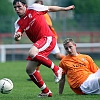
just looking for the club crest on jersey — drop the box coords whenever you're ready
[82,58,85,62]
[28,13,32,18]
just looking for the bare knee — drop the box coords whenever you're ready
[28,46,39,58]
[26,66,32,74]
[26,65,34,75]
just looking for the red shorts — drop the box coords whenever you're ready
[27,36,56,61]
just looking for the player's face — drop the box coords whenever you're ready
[64,42,77,56]
[13,2,26,17]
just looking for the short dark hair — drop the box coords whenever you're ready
[34,0,43,5]
[13,0,27,5]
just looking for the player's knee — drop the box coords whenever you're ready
[28,52,36,58]
[26,67,31,74]
[26,65,34,74]
[28,47,39,58]
[26,61,37,74]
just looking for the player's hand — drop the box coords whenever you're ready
[65,5,75,11]
[14,32,22,41]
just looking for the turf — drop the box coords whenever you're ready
[0,60,100,100]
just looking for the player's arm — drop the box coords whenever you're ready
[14,21,23,41]
[48,5,75,12]
[59,74,66,94]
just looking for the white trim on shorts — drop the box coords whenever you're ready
[50,42,60,54]
[80,69,100,94]
[39,36,52,52]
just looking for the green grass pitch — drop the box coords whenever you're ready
[0,60,100,100]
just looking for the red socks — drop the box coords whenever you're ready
[29,70,49,93]
[30,54,60,93]
[33,54,59,72]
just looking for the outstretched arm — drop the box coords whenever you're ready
[48,5,75,12]
[59,74,66,94]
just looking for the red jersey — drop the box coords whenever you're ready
[14,4,54,43]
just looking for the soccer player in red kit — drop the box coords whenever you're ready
[13,0,75,97]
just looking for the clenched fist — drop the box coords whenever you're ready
[14,32,22,41]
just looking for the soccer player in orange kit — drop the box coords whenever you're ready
[13,0,75,97]
[59,38,100,95]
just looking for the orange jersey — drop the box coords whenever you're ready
[59,54,99,89]
[44,13,58,39]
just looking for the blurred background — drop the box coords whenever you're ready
[0,0,100,62]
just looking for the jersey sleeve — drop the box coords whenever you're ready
[59,61,67,75]
[14,19,23,34]
[28,3,48,12]
[86,55,99,73]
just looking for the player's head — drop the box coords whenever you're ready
[13,0,27,5]
[34,0,43,5]
[13,0,27,17]
[63,38,77,56]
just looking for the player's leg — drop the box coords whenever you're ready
[36,66,40,71]
[51,42,65,60]
[28,43,65,81]
[26,61,52,97]
[27,65,40,81]
[93,69,100,85]
[98,78,100,85]
[80,72,100,94]
[28,36,62,83]
[27,43,65,81]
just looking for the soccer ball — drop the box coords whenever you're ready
[0,78,13,94]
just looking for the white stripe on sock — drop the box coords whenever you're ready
[51,62,54,69]
[40,83,46,90]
